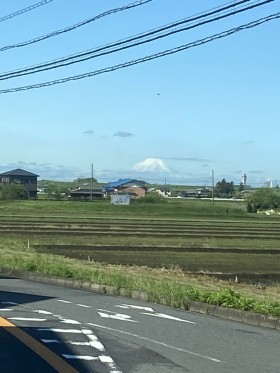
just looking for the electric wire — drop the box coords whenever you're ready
[0,11,278,94]
[0,0,246,52]
[0,0,274,80]
[0,0,55,23]
[0,0,152,52]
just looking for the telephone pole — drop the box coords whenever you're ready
[212,169,215,207]
[90,163,93,201]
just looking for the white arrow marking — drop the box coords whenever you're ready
[97,309,138,323]
[116,304,154,312]
[141,312,196,324]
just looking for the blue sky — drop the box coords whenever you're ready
[0,0,279,186]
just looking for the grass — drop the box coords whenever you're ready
[1,199,280,316]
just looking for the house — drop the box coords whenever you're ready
[174,187,212,198]
[0,168,39,198]
[105,179,147,198]
[68,187,104,200]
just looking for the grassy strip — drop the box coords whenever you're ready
[1,244,280,317]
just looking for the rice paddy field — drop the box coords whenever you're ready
[1,198,280,284]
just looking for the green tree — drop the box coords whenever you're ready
[238,182,245,192]
[1,184,28,200]
[245,188,280,212]
[215,179,234,198]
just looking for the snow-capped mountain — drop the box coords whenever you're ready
[132,158,170,172]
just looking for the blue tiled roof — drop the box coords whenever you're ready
[105,179,145,190]
[106,179,132,188]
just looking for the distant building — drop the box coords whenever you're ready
[105,179,147,198]
[68,187,104,200]
[173,187,211,198]
[0,168,39,198]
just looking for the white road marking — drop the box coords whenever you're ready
[60,319,81,325]
[87,334,105,352]
[63,355,98,361]
[76,304,91,308]
[41,339,61,343]
[41,339,104,350]
[0,308,13,311]
[38,328,84,333]
[142,312,196,324]
[8,317,47,322]
[97,309,138,322]
[34,310,53,315]
[1,301,18,305]
[87,322,224,364]
[81,329,93,335]
[99,355,114,363]
[99,356,123,373]
[57,300,72,304]
[116,304,154,312]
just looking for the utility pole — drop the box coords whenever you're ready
[212,169,215,207]
[90,163,93,201]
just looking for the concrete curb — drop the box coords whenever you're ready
[1,267,279,331]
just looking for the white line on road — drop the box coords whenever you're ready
[8,317,47,322]
[63,355,98,361]
[38,328,84,333]
[0,308,13,311]
[34,310,53,315]
[41,339,104,350]
[76,304,91,308]
[57,300,72,304]
[141,312,196,324]
[1,302,18,305]
[60,319,81,325]
[86,322,224,364]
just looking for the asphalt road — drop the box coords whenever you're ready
[0,274,279,373]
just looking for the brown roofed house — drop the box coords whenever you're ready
[0,168,39,198]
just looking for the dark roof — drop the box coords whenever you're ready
[70,188,103,194]
[0,168,39,177]
[105,179,146,190]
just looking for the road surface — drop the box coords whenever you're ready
[0,274,279,372]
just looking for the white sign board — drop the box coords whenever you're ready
[111,194,130,205]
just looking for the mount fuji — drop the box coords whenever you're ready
[132,158,170,173]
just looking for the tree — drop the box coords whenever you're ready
[245,188,280,212]
[1,184,28,200]
[238,182,245,192]
[215,179,234,198]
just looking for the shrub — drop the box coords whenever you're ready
[1,184,28,200]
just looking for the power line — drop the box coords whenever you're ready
[0,0,274,80]
[0,11,278,94]
[0,0,152,52]
[0,0,55,23]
